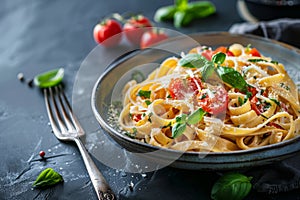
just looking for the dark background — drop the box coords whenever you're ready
[1,0,299,199]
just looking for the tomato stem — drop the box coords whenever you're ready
[111,13,125,23]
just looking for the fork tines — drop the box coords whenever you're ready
[44,85,84,139]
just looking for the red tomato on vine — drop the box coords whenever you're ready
[123,15,152,45]
[140,29,168,49]
[93,19,122,47]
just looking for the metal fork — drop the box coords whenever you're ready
[44,85,115,200]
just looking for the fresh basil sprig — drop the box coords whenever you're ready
[179,54,215,81]
[187,107,206,125]
[211,52,249,93]
[137,90,151,98]
[179,54,206,68]
[33,168,64,188]
[34,68,64,88]
[154,0,216,28]
[248,58,279,65]
[270,98,280,106]
[172,114,187,138]
[180,52,249,93]
[216,66,248,93]
[248,58,268,63]
[176,0,188,10]
[211,173,252,200]
[174,10,194,28]
[172,122,187,138]
[212,52,226,64]
[172,108,206,138]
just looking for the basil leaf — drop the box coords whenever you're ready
[248,58,268,63]
[201,63,215,81]
[137,90,151,98]
[212,52,226,64]
[216,66,248,93]
[174,10,194,28]
[186,1,216,18]
[33,168,63,188]
[34,68,64,88]
[175,0,188,10]
[179,54,205,68]
[238,97,244,106]
[248,59,279,65]
[187,108,206,125]
[172,122,186,138]
[211,173,252,200]
[154,5,177,22]
[145,100,152,105]
[271,60,279,65]
[154,0,215,27]
[179,54,215,81]
[270,98,280,106]
[175,114,187,123]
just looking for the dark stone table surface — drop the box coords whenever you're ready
[1,0,299,199]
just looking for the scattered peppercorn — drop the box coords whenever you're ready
[27,79,34,87]
[17,73,25,82]
[39,150,46,158]
[128,181,134,191]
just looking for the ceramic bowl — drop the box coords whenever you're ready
[91,32,300,170]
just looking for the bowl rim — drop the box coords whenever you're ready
[91,31,300,158]
[244,0,300,6]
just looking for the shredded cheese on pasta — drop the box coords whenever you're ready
[118,44,300,152]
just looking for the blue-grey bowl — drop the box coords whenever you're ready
[91,32,300,170]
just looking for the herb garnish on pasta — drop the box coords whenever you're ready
[118,44,300,152]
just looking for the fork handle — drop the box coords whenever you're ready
[74,137,116,200]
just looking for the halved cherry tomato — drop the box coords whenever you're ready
[248,86,269,115]
[267,122,284,129]
[247,86,258,97]
[201,49,214,61]
[123,15,152,45]
[197,86,228,115]
[199,46,234,61]
[250,95,270,115]
[189,77,203,92]
[168,77,202,100]
[248,48,261,57]
[93,19,122,47]
[132,114,142,122]
[140,29,168,49]
[250,96,263,115]
[213,46,234,56]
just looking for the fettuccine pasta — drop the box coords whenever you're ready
[118,44,300,152]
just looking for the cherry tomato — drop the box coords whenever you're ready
[213,46,234,56]
[267,122,283,129]
[197,86,228,115]
[140,29,168,49]
[132,114,142,122]
[248,48,261,57]
[168,77,202,100]
[247,86,258,97]
[250,95,269,115]
[123,15,152,45]
[248,86,268,115]
[200,49,214,61]
[93,19,122,47]
[250,96,262,115]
